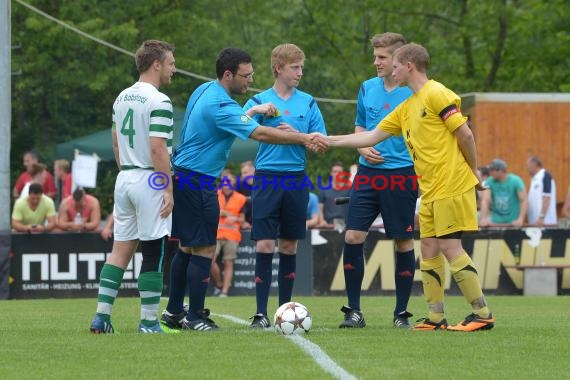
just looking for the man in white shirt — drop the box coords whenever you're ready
[90,40,176,334]
[526,156,557,226]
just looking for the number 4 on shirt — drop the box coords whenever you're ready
[121,108,136,148]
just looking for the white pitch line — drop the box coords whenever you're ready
[214,312,249,326]
[286,335,358,380]
[213,313,358,380]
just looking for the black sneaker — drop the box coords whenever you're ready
[393,311,413,329]
[250,313,271,328]
[180,308,219,331]
[160,309,187,329]
[339,305,366,328]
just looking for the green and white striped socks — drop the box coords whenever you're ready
[138,271,163,327]
[95,264,124,321]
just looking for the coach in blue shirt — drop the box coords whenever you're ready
[243,43,327,329]
[161,47,327,331]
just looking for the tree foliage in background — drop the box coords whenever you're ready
[10,0,570,213]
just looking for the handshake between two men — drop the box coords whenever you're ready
[304,132,329,153]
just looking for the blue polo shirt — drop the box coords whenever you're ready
[173,81,259,177]
[355,77,413,169]
[306,192,319,220]
[243,87,327,172]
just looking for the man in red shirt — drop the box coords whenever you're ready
[13,150,56,199]
[58,188,101,232]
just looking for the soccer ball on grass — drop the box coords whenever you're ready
[273,301,312,335]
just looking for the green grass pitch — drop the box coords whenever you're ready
[1,296,569,379]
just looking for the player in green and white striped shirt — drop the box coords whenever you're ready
[90,40,176,334]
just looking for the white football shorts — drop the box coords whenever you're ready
[113,169,171,241]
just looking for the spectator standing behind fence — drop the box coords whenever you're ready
[13,150,56,199]
[58,188,102,232]
[479,158,527,227]
[11,183,57,233]
[306,192,320,229]
[211,173,247,297]
[18,163,53,199]
[526,156,557,226]
[317,162,350,228]
[53,159,72,209]
[237,160,255,228]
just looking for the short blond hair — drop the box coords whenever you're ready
[271,43,305,78]
[370,32,407,54]
[393,43,430,73]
